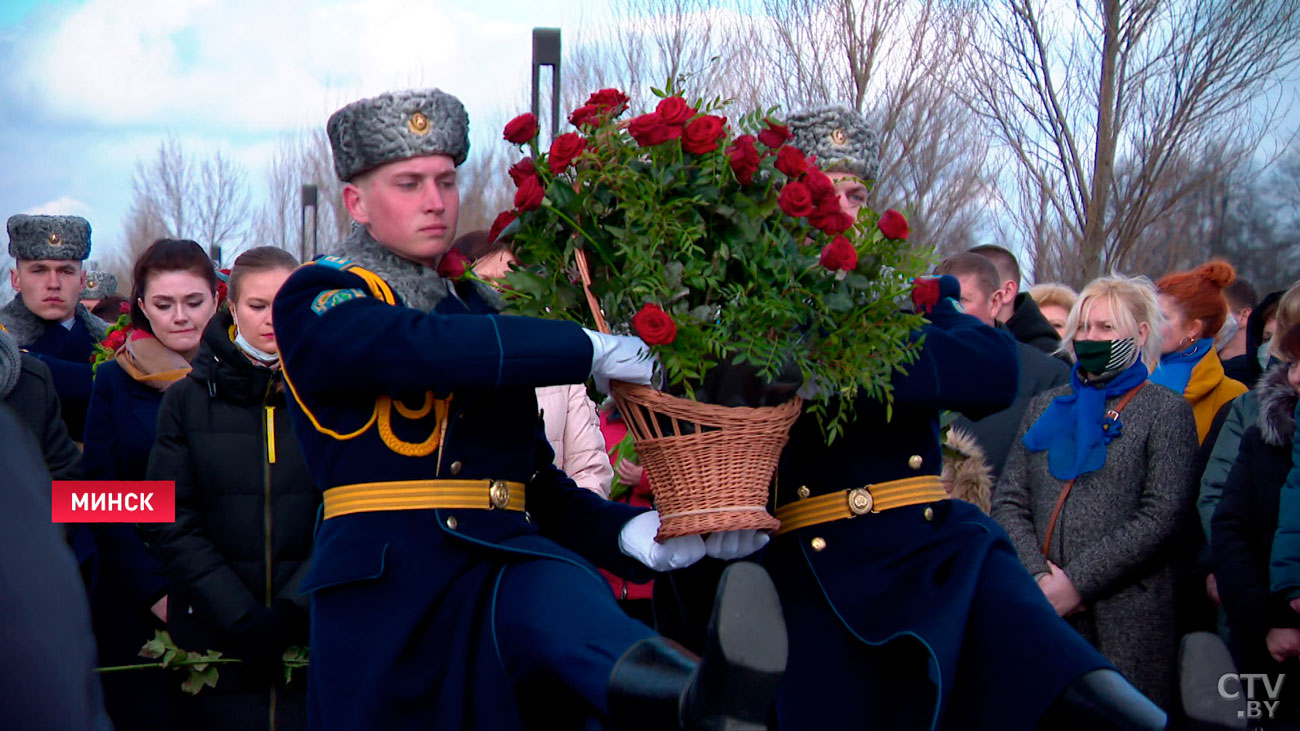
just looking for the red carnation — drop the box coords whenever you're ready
[437,249,471,279]
[508,157,536,187]
[727,134,760,185]
[778,182,815,218]
[681,115,727,156]
[103,328,127,351]
[878,209,910,240]
[912,277,941,314]
[819,235,859,271]
[628,112,681,147]
[548,133,588,173]
[655,97,696,126]
[514,175,545,212]
[631,303,677,345]
[758,120,792,149]
[587,88,630,116]
[804,168,837,205]
[775,145,808,179]
[503,113,539,144]
[488,210,517,243]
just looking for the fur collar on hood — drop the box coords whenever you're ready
[332,226,502,314]
[0,326,20,398]
[0,296,108,346]
[1256,362,1298,447]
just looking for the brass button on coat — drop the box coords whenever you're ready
[908,455,924,470]
[923,506,935,522]
[811,537,827,552]
[489,480,511,509]
[445,515,458,530]
[449,460,463,476]
[796,486,811,500]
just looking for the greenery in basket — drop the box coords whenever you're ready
[491,80,929,439]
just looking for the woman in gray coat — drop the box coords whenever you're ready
[993,274,1200,711]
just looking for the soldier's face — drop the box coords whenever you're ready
[827,172,869,220]
[345,155,460,268]
[11,259,85,321]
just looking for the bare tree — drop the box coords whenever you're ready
[251,130,351,260]
[457,137,517,238]
[965,0,1300,286]
[129,137,254,265]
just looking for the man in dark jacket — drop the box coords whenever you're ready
[970,244,1064,357]
[273,88,787,731]
[938,252,1070,480]
[0,402,110,731]
[0,214,107,440]
[0,325,80,479]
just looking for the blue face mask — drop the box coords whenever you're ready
[1259,340,1274,369]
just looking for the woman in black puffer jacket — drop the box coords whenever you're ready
[145,247,318,730]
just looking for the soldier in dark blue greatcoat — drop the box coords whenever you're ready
[273,88,786,731]
[757,105,1170,730]
[0,214,107,441]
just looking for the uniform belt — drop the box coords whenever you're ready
[322,479,526,520]
[774,476,947,536]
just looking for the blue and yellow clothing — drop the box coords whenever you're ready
[273,247,655,730]
[766,295,1110,730]
[0,297,103,440]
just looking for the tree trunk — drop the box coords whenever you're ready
[1080,0,1121,283]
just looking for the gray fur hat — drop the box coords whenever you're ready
[787,105,880,182]
[327,89,470,181]
[7,214,92,261]
[80,271,118,300]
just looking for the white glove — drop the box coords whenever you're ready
[618,511,706,572]
[584,328,655,395]
[703,529,771,560]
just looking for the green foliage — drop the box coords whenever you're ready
[499,79,928,439]
[98,629,309,696]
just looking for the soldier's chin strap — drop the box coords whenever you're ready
[1038,669,1167,730]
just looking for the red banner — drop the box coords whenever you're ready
[52,481,175,523]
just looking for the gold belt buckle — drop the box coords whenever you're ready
[489,480,512,510]
[847,487,874,515]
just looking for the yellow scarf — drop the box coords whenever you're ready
[114,334,191,391]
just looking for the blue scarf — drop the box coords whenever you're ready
[1150,338,1213,396]
[1022,359,1149,481]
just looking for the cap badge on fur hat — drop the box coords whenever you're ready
[408,111,430,135]
[830,128,848,145]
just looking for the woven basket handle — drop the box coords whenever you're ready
[573,247,610,335]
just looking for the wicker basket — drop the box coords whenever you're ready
[574,248,800,540]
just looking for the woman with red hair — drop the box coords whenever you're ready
[1155,261,1249,444]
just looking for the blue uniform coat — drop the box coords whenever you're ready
[767,295,1109,730]
[274,251,654,731]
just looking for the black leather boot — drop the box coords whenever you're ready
[608,561,788,730]
[1038,669,1167,730]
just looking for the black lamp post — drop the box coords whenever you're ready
[300,184,319,261]
[531,27,562,145]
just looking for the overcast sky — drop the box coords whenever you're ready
[0,0,607,268]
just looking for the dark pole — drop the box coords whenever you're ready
[301,184,318,262]
[531,28,562,145]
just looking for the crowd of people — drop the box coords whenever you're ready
[1,85,1299,731]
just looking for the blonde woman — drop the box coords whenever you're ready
[993,275,1199,711]
[1030,283,1078,341]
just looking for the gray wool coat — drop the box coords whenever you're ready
[992,381,1199,710]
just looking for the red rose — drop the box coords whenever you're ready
[810,205,855,235]
[758,120,792,149]
[118,300,131,314]
[587,88,630,115]
[488,210,517,243]
[568,105,600,128]
[912,277,941,314]
[503,113,539,144]
[103,329,127,351]
[778,182,815,218]
[727,134,760,185]
[437,249,471,279]
[548,133,588,173]
[680,115,726,155]
[632,303,677,345]
[655,97,696,126]
[775,145,808,179]
[508,157,536,187]
[804,168,837,205]
[514,175,545,211]
[878,209,910,240]
[819,235,859,271]
[628,112,681,147]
